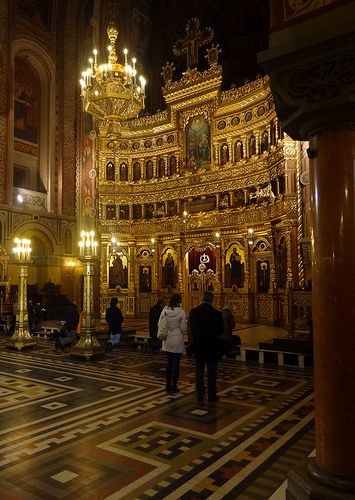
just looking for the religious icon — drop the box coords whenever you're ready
[133,161,141,181]
[119,205,129,220]
[14,57,39,144]
[133,204,142,220]
[260,130,269,153]
[220,143,229,165]
[230,248,242,286]
[106,161,115,180]
[234,140,243,162]
[140,266,151,292]
[248,135,256,156]
[145,160,153,179]
[167,200,177,216]
[109,254,128,290]
[225,247,244,288]
[219,193,229,209]
[157,158,165,177]
[144,203,154,219]
[168,156,177,175]
[155,203,165,217]
[163,251,176,289]
[235,189,245,208]
[257,260,270,293]
[186,116,211,168]
[106,204,116,220]
[120,162,128,181]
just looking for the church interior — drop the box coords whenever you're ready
[0,0,354,499]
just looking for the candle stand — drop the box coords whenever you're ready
[71,231,105,360]
[8,238,37,350]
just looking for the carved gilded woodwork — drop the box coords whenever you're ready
[87,19,303,324]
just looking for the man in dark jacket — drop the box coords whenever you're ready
[149,298,164,349]
[188,291,224,402]
[105,297,124,351]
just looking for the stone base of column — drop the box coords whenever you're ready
[8,329,37,350]
[287,458,355,500]
[70,333,105,360]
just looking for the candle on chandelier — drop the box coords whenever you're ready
[93,49,98,68]
[139,76,146,93]
[123,48,128,66]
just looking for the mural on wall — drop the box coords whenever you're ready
[139,265,152,292]
[225,246,245,288]
[14,57,40,145]
[188,246,216,275]
[81,114,96,218]
[162,248,178,290]
[186,116,211,168]
[17,0,52,31]
[109,253,128,290]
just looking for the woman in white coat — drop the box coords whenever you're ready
[158,293,187,393]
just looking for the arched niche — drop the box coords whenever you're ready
[11,39,56,211]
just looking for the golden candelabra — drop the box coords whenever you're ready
[71,231,104,360]
[8,238,37,350]
[80,23,146,121]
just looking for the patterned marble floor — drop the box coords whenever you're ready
[0,335,314,499]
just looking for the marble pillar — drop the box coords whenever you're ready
[308,127,355,484]
[258,2,355,496]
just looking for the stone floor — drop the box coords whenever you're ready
[0,325,314,499]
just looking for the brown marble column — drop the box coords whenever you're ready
[258,1,355,496]
[309,127,355,482]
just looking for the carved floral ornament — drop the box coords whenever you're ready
[180,104,213,129]
[287,53,355,102]
[284,0,336,21]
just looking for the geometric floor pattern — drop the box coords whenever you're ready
[0,337,314,499]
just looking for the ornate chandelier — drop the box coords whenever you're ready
[80,23,146,121]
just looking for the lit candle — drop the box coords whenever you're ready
[139,76,146,93]
[123,48,128,65]
[89,57,93,73]
[93,49,98,68]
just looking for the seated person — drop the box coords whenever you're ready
[54,322,77,352]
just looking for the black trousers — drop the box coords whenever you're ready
[166,352,181,388]
[195,356,218,399]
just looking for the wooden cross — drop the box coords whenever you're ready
[173,18,213,69]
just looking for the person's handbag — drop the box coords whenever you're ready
[157,311,168,341]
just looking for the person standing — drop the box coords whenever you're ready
[105,297,124,351]
[188,291,224,402]
[221,306,241,356]
[158,294,187,394]
[149,298,164,350]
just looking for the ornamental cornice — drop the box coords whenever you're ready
[170,91,219,115]
[215,89,271,117]
[220,76,269,103]
[99,200,296,237]
[213,111,277,139]
[162,66,222,97]
[100,165,277,205]
[118,110,169,130]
